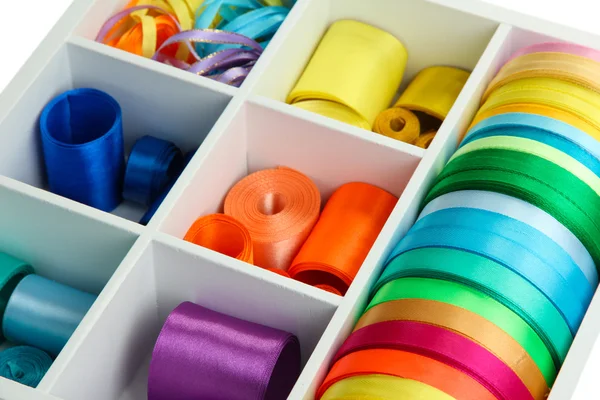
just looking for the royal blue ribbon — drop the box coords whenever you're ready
[384,208,592,333]
[39,88,125,212]
[123,136,183,207]
[3,275,97,356]
[463,113,600,177]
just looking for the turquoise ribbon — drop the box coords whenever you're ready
[0,253,33,342]
[0,346,53,388]
[385,208,591,333]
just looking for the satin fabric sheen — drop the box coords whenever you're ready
[373,108,420,143]
[0,252,33,341]
[0,346,53,388]
[147,302,300,400]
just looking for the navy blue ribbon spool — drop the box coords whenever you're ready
[123,136,184,207]
[39,88,125,212]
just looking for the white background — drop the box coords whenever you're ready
[1,0,599,398]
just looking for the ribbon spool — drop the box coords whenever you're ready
[505,41,600,65]
[288,182,397,295]
[224,167,321,271]
[415,130,437,149]
[287,20,408,129]
[123,135,184,207]
[0,346,53,388]
[40,88,125,212]
[293,100,372,130]
[372,108,420,144]
[0,253,33,341]
[184,214,254,263]
[147,301,301,400]
[3,275,97,356]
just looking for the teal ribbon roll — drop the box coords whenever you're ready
[0,346,53,388]
[0,253,33,341]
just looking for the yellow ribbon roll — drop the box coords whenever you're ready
[294,100,372,130]
[415,130,437,149]
[287,20,408,128]
[395,66,471,121]
[483,52,600,102]
[373,108,420,143]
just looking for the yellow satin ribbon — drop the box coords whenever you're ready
[478,77,600,132]
[373,108,420,143]
[483,52,600,102]
[395,66,470,121]
[415,130,437,149]
[294,100,371,130]
[288,20,408,128]
[452,135,600,195]
[321,375,456,400]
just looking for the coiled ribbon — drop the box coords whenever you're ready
[0,253,33,341]
[224,167,320,271]
[184,214,253,263]
[3,275,97,356]
[0,346,53,388]
[288,182,397,295]
[334,321,533,400]
[287,20,407,129]
[39,88,125,212]
[372,108,420,144]
[123,135,184,207]
[505,42,600,65]
[147,301,300,400]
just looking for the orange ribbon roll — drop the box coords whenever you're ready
[184,214,253,263]
[415,130,437,149]
[372,108,420,144]
[288,182,397,295]
[224,167,321,272]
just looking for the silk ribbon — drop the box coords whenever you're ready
[0,253,33,342]
[288,182,397,295]
[0,346,53,388]
[372,108,420,144]
[147,301,300,400]
[505,42,600,65]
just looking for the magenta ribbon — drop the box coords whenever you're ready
[333,320,533,400]
[147,302,301,400]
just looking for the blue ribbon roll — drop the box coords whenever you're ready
[123,135,183,207]
[3,275,97,356]
[40,88,125,212]
[0,346,53,387]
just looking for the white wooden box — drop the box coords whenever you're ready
[0,0,598,399]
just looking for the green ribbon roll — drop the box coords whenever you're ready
[0,252,33,341]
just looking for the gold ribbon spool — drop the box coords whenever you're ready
[294,100,372,130]
[373,108,420,143]
[415,130,437,149]
[287,20,408,129]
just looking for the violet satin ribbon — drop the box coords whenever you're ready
[333,320,533,400]
[147,302,301,400]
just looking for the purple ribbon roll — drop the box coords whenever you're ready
[147,302,301,400]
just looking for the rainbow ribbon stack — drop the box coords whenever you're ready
[317,42,600,400]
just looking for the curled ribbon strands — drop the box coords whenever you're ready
[0,346,53,388]
[147,302,301,400]
[351,298,548,397]
[40,89,125,212]
[319,350,494,400]
[0,253,33,341]
[395,66,471,122]
[372,108,420,144]
[334,321,534,400]
[184,214,253,263]
[366,278,557,384]
[123,135,184,207]
[289,183,397,295]
[224,167,321,271]
[287,20,408,128]
[505,41,600,65]
[415,130,437,149]
[3,275,97,356]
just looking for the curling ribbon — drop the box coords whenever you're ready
[40,88,125,212]
[288,183,397,295]
[351,298,548,397]
[319,350,494,400]
[372,108,420,143]
[0,346,53,388]
[321,374,456,400]
[334,321,533,400]
[395,66,470,122]
[224,167,320,271]
[147,301,300,400]
[0,253,33,341]
[365,278,557,382]
[3,275,97,356]
[184,214,254,263]
[123,135,184,206]
[287,20,407,128]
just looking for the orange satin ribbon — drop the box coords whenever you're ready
[224,167,321,272]
[372,108,420,144]
[288,183,397,295]
[415,130,437,149]
[483,52,600,102]
[184,214,253,263]
[354,299,549,398]
[317,348,496,400]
